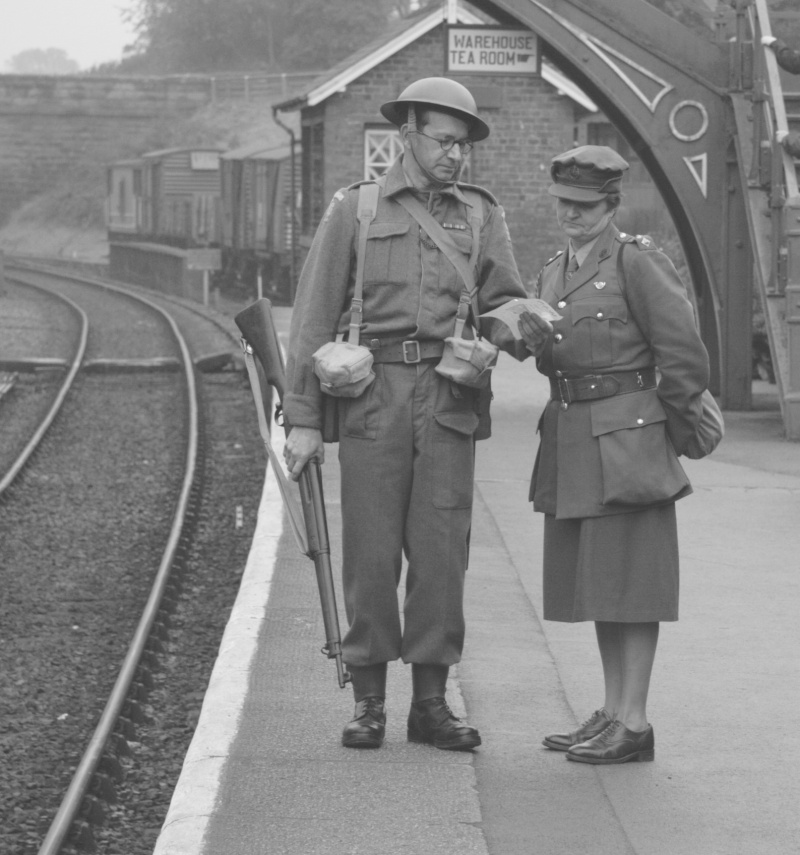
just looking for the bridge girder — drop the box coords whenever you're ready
[470,0,753,408]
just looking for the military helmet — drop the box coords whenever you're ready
[380,77,490,141]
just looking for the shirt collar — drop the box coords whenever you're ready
[382,156,469,206]
[568,222,618,266]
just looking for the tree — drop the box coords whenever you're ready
[122,0,403,74]
[6,48,80,75]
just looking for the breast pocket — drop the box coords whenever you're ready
[590,389,689,506]
[572,296,628,368]
[365,222,410,286]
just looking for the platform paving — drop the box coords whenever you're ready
[153,306,800,855]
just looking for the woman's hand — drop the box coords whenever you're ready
[284,426,324,481]
[518,311,554,357]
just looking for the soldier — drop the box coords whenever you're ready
[283,78,528,750]
[518,145,710,764]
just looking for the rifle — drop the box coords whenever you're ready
[235,298,351,689]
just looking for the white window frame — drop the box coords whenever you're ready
[364,128,404,179]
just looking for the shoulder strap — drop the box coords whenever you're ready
[348,181,380,345]
[616,241,628,298]
[394,191,482,336]
[461,188,484,271]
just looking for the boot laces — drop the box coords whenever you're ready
[358,697,384,719]
[581,708,607,728]
[593,720,622,745]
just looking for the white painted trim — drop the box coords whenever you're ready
[151,436,286,855]
[304,4,595,112]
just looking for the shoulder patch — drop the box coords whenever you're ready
[321,188,349,224]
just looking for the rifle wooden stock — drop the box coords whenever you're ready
[235,298,286,402]
[235,299,350,689]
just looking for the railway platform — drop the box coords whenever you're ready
[153,305,800,855]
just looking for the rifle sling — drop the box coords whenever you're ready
[242,347,310,556]
[395,191,482,335]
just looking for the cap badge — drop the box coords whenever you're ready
[594,281,606,289]
[567,164,582,181]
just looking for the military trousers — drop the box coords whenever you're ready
[337,361,479,667]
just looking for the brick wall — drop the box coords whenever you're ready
[310,25,582,286]
[0,72,315,226]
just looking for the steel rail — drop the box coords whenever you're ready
[752,0,800,202]
[0,276,88,497]
[9,267,203,855]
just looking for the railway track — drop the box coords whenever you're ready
[0,262,267,854]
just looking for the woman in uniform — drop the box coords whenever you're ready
[519,145,710,764]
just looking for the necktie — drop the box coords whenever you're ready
[566,253,579,280]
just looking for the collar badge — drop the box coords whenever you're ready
[594,281,606,289]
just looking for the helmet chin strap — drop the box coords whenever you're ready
[405,105,460,188]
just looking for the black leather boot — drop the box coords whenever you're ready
[407,664,481,751]
[341,663,387,749]
[407,697,481,751]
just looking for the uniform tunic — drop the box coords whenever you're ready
[530,223,709,622]
[285,157,528,665]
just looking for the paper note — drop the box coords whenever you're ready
[480,298,563,340]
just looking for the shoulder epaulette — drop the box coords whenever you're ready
[346,178,376,192]
[457,181,498,206]
[617,231,657,250]
[544,249,564,267]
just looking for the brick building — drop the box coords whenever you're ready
[273,1,659,287]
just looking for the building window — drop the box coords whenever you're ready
[365,128,404,179]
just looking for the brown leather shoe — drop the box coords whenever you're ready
[542,708,613,751]
[567,720,655,764]
[407,697,481,751]
[341,696,386,748]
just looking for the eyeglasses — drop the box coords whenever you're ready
[411,130,474,154]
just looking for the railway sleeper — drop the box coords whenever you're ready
[116,717,137,741]
[89,772,117,803]
[110,731,133,757]
[68,818,97,853]
[194,350,240,372]
[98,753,125,783]
[79,794,108,825]
[82,357,182,373]
[135,664,155,689]
[129,680,150,703]
[122,698,150,724]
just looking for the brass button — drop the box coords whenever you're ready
[554,333,563,343]
[561,402,569,410]
[557,300,566,309]
[597,311,604,318]
[555,370,563,377]
[637,418,644,425]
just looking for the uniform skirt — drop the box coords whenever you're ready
[542,504,679,623]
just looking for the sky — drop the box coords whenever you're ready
[1,0,137,71]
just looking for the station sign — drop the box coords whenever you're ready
[186,248,222,271]
[446,26,540,75]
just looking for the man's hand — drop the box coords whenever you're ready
[284,426,324,481]
[518,311,554,357]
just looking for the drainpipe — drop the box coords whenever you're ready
[272,105,298,297]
